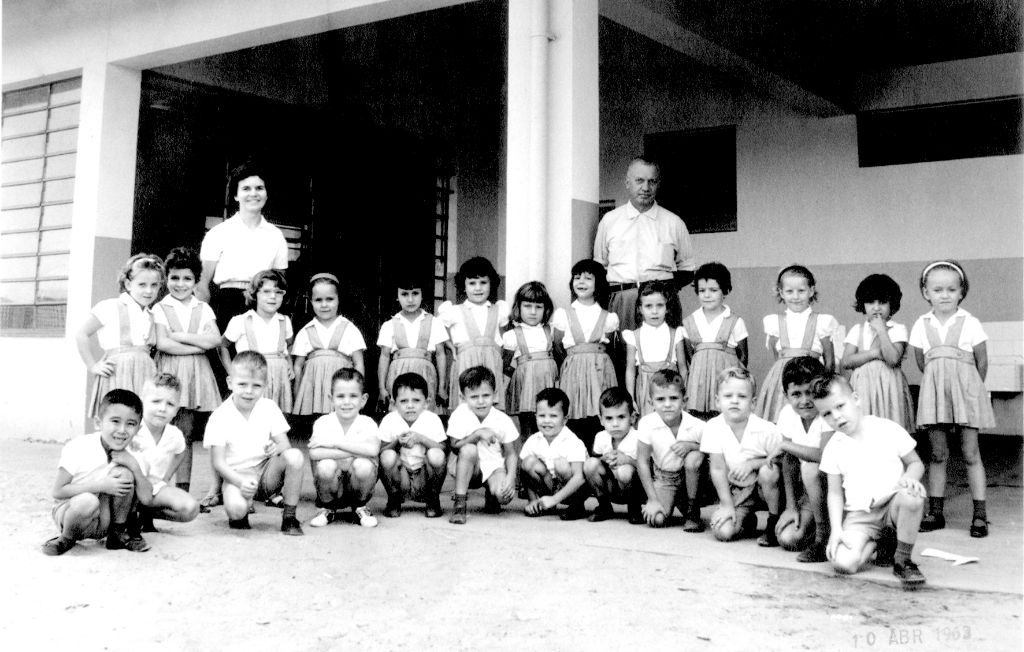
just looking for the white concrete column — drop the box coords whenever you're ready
[506,0,600,307]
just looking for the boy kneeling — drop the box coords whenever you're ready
[520,388,589,520]
[203,351,305,535]
[43,389,153,555]
[584,387,644,523]
[813,373,927,588]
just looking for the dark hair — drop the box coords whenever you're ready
[232,351,268,378]
[455,256,500,303]
[145,372,183,396]
[599,387,635,414]
[511,281,554,325]
[627,156,661,177]
[569,259,610,307]
[394,269,425,293]
[98,389,143,419]
[246,269,288,306]
[809,372,852,400]
[535,387,569,415]
[919,260,970,301]
[693,262,732,295]
[392,372,428,398]
[164,247,202,279]
[853,273,902,315]
[228,161,268,200]
[774,265,817,305]
[459,365,496,393]
[782,357,826,393]
[649,369,685,397]
[716,366,756,395]
[634,280,682,329]
[332,367,366,393]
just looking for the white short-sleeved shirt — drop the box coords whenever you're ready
[152,295,217,334]
[622,323,684,365]
[908,309,988,353]
[223,310,293,354]
[593,201,695,283]
[377,410,446,471]
[310,413,380,471]
[592,429,640,461]
[437,300,509,346]
[501,322,552,358]
[56,434,118,498]
[447,403,519,480]
[551,301,620,347]
[200,214,289,285]
[519,427,587,474]
[376,311,449,351]
[291,317,366,358]
[762,308,838,355]
[819,416,917,512]
[681,307,748,347]
[129,422,186,484]
[203,397,290,470]
[700,414,783,473]
[775,403,832,450]
[90,294,154,349]
[636,411,705,472]
[844,321,909,350]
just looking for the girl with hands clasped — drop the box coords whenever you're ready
[624,280,686,417]
[502,281,558,436]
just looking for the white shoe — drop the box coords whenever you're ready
[310,508,334,527]
[354,506,378,528]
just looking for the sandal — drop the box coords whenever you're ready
[41,536,75,556]
[918,512,945,532]
[970,517,989,538]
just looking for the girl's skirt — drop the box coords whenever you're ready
[686,348,739,414]
[917,358,995,429]
[90,347,156,418]
[507,356,558,414]
[754,358,787,422]
[264,354,293,414]
[386,353,438,413]
[559,344,617,420]
[449,342,505,410]
[293,351,352,416]
[850,361,915,432]
[156,352,222,412]
[635,362,674,417]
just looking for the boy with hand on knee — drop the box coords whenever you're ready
[520,388,589,521]
[447,366,519,524]
[130,373,201,531]
[813,373,927,588]
[585,387,643,524]
[309,368,381,528]
[701,367,783,544]
[636,370,706,530]
[769,358,834,562]
[378,372,447,519]
[43,389,154,556]
[203,351,305,535]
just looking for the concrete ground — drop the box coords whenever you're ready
[2,435,1021,652]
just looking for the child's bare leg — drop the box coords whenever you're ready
[802,464,828,541]
[108,467,136,526]
[925,427,949,498]
[379,449,403,509]
[222,482,250,521]
[314,459,341,505]
[683,452,705,529]
[832,530,873,574]
[613,465,635,501]
[172,408,196,489]
[521,456,553,500]
[347,458,378,506]
[150,486,200,522]
[486,469,513,506]
[584,457,609,498]
[452,444,479,495]
[61,494,104,542]
[424,448,447,499]
[712,511,741,541]
[262,450,304,506]
[755,464,782,546]
[960,428,986,501]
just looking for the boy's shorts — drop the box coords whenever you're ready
[404,465,436,503]
[234,458,279,501]
[651,467,686,515]
[314,457,379,505]
[52,500,106,540]
[448,452,504,484]
[842,493,898,540]
[730,482,768,528]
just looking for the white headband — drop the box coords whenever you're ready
[922,261,964,284]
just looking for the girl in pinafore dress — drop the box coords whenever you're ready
[755,265,838,422]
[376,274,449,411]
[624,280,686,417]
[910,260,995,538]
[841,274,915,432]
[502,281,558,435]
[220,269,294,412]
[552,259,620,434]
[682,262,748,421]
[77,253,165,418]
[439,257,509,410]
[292,273,367,416]
[153,247,223,491]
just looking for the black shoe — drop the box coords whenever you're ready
[138,512,158,533]
[42,536,75,556]
[482,491,502,514]
[424,498,443,519]
[281,516,304,536]
[894,560,926,589]
[874,532,896,567]
[559,505,589,521]
[228,515,251,530]
[970,517,989,538]
[383,499,403,518]
[757,529,780,548]
[682,512,705,533]
[918,512,945,532]
[627,503,644,525]
[588,504,614,523]
[106,527,151,552]
[796,543,829,563]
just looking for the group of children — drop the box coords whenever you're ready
[49,251,997,590]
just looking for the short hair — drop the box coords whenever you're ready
[626,156,661,177]
[809,373,853,400]
[228,161,268,199]
[246,269,288,305]
[163,247,202,279]
[455,256,501,303]
[392,372,428,398]
[98,389,143,419]
[920,259,970,300]
[854,274,902,316]
[569,258,610,307]
[716,366,756,395]
[774,265,817,305]
[693,262,732,295]
[782,357,826,392]
[332,367,366,393]
[511,281,554,325]
[459,366,495,393]
[599,387,635,414]
[232,351,268,378]
[118,253,165,293]
[144,372,182,397]
[649,369,685,397]
[535,387,569,415]
[634,280,682,329]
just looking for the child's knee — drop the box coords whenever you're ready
[552,458,571,480]
[583,457,603,480]
[778,524,806,551]
[927,430,949,463]
[684,451,704,473]
[712,522,738,542]
[351,458,377,481]
[315,459,338,481]
[522,456,546,479]
[758,463,779,487]
[180,498,201,522]
[281,448,304,469]
[614,465,634,486]
[222,493,249,520]
[109,466,135,483]
[831,548,862,575]
[895,490,925,514]
[425,448,446,469]
[380,449,399,470]
[68,493,101,517]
